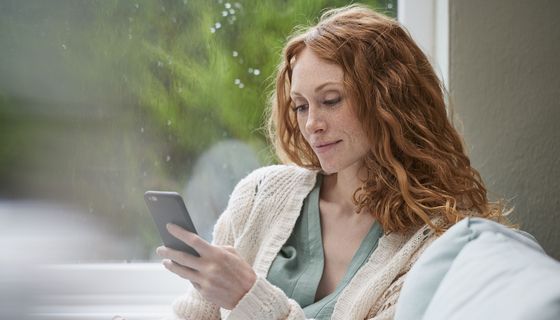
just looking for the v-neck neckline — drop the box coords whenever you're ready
[307,174,383,305]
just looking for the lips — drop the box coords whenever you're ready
[314,140,342,153]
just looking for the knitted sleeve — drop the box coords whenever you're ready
[225,276,307,320]
[170,169,262,319]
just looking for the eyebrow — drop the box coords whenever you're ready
[290,81,342,97]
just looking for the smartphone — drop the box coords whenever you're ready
[144,191,199,256]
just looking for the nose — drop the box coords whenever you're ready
[305,104,326,134]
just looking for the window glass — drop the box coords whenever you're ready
[0,0,397,262]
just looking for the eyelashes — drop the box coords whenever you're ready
[292,105,307,113]
[291,97,342,113]
[324,97,341,106]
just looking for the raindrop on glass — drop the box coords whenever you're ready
[232,50,238,57]
[254,69,260,76]
[215,22,222,29]
[225,2,232,9]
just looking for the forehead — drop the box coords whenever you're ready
[290,48,344,93]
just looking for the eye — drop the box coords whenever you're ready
[291,104,308,113]
[290,98,308,113]
[323,97,341,106]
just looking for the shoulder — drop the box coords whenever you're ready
[236,164,317,193]
[215,165,317,259]
[245,164,317,181]
[222,164,317,228]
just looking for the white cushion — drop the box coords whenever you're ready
[395,217,560,320]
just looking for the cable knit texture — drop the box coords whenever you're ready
[170,165,437,320]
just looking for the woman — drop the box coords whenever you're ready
[157,4,506,319]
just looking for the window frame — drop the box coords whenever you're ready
[398,0,449,88]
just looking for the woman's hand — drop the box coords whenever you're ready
[156,223,256,310]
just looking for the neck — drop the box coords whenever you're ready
[320,167,366,215]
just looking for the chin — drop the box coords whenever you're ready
[319,163,338,175]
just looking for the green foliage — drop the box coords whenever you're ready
[0,0,396,259]
[83,0,394,162]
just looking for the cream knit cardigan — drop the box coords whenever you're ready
[171,165,437,320]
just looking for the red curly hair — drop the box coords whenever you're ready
[268,4,507,233]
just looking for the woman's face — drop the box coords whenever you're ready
[290,47,370,175]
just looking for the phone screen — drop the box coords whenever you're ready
[144,191,199,256]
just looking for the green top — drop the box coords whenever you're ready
[267,175,383,319]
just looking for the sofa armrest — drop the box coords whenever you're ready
[395,218,560,320]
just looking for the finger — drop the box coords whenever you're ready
[166,224,212,254]
[156,246,202,270]
[163,259,201,283]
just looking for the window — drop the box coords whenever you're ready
[0,0,398,263]
[4,1,455,318]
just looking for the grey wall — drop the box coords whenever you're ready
[450,0,560,259]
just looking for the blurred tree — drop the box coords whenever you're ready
[0,0,395,259]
